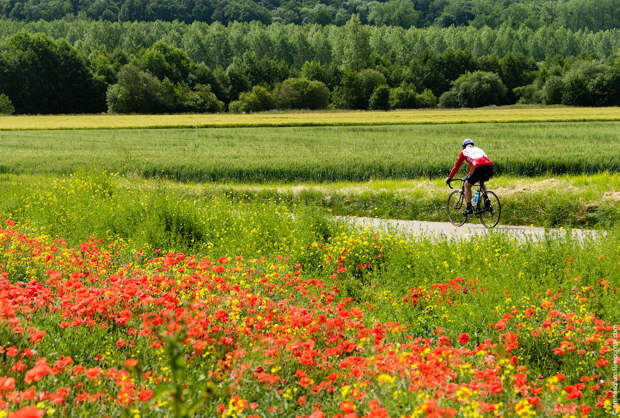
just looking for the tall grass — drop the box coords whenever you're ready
[212,173,620,228]
[0,122,618,182]
[0,172,325,257]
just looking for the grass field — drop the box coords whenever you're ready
[0,121,618,181]
[1,106,619,130]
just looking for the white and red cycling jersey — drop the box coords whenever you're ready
[448,146,494,178]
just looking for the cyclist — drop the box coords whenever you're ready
[445,139,494,216]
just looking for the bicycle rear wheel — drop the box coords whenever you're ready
[478,191,501,228]
[446,190,467,226]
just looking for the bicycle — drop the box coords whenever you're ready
[446,178,501,228]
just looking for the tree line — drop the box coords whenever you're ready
[1,0,619,32]
[0,17,619,114]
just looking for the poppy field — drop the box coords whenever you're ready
[0,171,618,417]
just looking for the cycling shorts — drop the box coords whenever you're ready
[467,165,493,185]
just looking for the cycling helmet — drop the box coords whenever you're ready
[462,138,474,147]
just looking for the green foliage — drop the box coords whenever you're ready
[542,76,564,104]
[498,52,537,100]
[342,15,372,71]
[331,71,363,109]
[389,83,418,109]
[359,69,387,105]
[368,84,390,110]
[561,75,591,106]
[225,60,251,101]
[133,41,194,84]
[0,93,14,114]
[588,70,620,106]
[175,83,224,113]
[368,0,419,28]
[416,88,438,108]
[301,61,342,90]
[411,49,478,96]
[441,71,507,108]
[0,18,619,112]
[0,31,106,114]
[1,0,617,32]
[229,85,274,113]
[273,78,330,110]
[106,64,165,113]
[438,90,460,108]
[513,84,542,104]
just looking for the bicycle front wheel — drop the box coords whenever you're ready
[478,191,501,228]
[446,190,467,226]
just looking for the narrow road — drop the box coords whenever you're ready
[338,216,604,242]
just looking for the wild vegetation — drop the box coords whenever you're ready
[213,173,620,229]
[0,170,617,416]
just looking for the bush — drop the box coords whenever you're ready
[359,69,387,104]
[177,83,224,113]
[369,85,390,110]
[542,76,564,104]
[514,84,542,104]
[230,86,275,113]
[446,71,507,108]
[0,93,15,114]
[273,78,329,110]
[561,75,591,106]
[332,71,364,109]
[228,100,243,113]
[438,90,459,108]
[588,71,620,106]
[389,83,417,109]
[415,89,438,108]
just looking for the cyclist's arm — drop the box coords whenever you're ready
[448,152,465,178]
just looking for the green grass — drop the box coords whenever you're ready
[0,121,618,182]
[4,172,618,229]
[121,172,620,228]
[0,172,326,257]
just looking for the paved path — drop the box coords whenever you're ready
[338,216,604,242]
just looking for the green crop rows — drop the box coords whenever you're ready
[0,121,618,182]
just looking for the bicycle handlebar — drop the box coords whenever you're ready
[447,178,467,190]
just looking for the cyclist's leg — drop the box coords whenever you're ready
[479,166,493,208]
[463,180,473,204]
[465,168,481,205]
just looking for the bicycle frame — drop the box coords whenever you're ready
[446,177,501,228]
[447,178,489,215]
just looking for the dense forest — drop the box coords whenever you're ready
[0,1,619,114]
[1,0,619,31]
